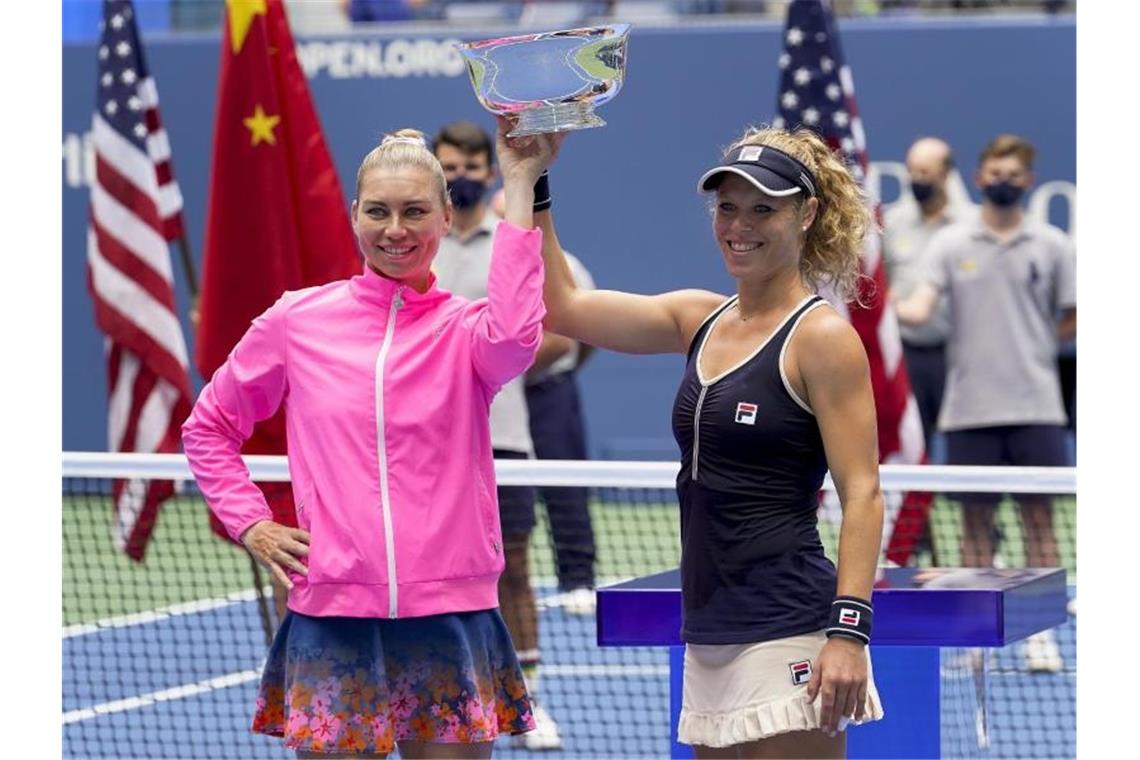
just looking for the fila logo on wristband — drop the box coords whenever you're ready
[789,659,812,685]
[827,596,873,644]
[735,402,758,425]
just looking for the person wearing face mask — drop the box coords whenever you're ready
[895,134,1075,674]
[882,137,977,462]
[430,120,568,751]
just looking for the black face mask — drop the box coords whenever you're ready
[910,181,938,205]
[447,176,488,210]
[982,181,1025,208]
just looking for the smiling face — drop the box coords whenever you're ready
[712,174,817,282]
[352,166,452,292]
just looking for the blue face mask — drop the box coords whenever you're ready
[447,176,488,210]
[982,181,1025,208]
[910,181,937,205]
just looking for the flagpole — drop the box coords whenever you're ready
[176,235,199,299]
[178,231,276,647]
[177,234,204,332]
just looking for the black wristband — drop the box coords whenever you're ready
[533,170,552,212]
[825,596,873,645]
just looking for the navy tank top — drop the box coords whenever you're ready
[671,294,836,644]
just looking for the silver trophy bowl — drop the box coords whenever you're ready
[456,25,631,137]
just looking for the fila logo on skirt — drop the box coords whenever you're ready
[789,659,812,685]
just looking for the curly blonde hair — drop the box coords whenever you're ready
[355,128,449,207]
[726,125,873,303]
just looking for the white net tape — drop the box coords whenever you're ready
[62,451,1075,494]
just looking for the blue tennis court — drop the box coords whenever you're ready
[63,584,1075,759]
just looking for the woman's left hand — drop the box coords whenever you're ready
[806,636,869,736]
[494,115,566,187]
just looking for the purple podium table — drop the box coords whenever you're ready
[597,567,1066,759]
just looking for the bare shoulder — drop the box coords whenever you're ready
[656,288,728,307]
[665,288,731,336]
[793,305,870,381]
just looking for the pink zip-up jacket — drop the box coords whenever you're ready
[182,221,545,619]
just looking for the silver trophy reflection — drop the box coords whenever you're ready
[456,25,631,137]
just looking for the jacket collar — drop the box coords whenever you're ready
[349,263,450,311]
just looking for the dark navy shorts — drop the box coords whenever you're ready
[945,424,1069,505]
[495,449,537,539]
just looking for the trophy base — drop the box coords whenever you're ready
[508,102,607,137]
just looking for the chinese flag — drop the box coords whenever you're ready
[196,0,360,536]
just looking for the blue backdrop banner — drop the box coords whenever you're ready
[62,16,1076,457]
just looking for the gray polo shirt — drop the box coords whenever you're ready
[923,218,1076,431]
[432,211,534,455]
[527,251,595,384]
[883,199,977,346]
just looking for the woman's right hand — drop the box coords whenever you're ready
[241,520,311,589]
[494,115,565,188]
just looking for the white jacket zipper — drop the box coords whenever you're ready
[375,287,404,618]
[692,385,708,481]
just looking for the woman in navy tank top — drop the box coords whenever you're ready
[534,125,886,758]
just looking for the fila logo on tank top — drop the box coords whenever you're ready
[735,402,758,425]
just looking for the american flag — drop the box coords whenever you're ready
[87,0,193,561]
[774,0,928,562]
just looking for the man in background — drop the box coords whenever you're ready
[524,251,599,616]
[895,134,1075,673]
[432,120,566,751]
[883,136,976,462]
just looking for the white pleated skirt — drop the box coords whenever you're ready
[677,630,885,748]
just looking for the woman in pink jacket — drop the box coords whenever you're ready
[182,119,562,758]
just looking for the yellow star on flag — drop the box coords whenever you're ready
[244,104,280,146]
[228,0,267,54]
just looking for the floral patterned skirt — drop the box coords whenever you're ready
[252,609,535,755]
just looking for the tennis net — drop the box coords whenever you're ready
[62,453,1075,759]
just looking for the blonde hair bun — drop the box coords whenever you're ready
[380,129,429,149]
[355,128,447,205]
